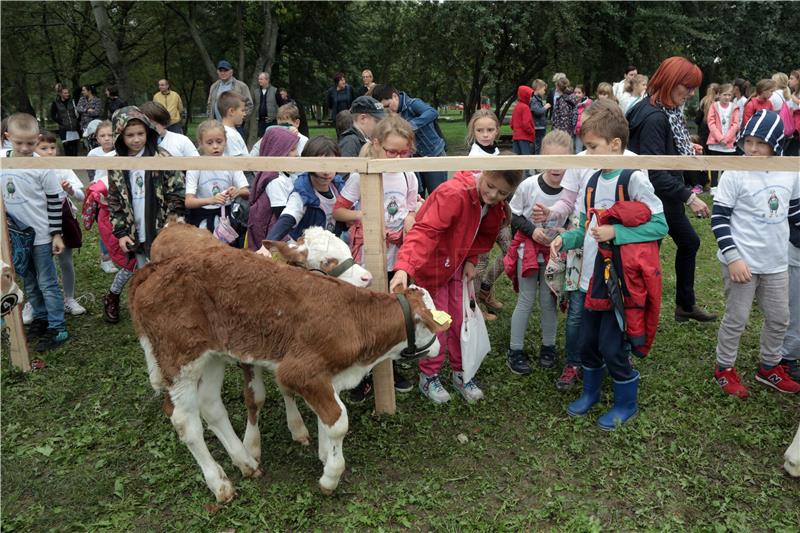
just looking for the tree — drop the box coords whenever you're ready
[91,1,133,101]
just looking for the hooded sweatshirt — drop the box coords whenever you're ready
[106,106,185,256]
[510,86,536,142]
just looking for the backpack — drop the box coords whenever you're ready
[583,169,633,216]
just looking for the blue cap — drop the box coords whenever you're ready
[737,110,785,155]
[216,59,233,70]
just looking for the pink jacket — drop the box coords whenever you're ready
[575,97,593,136]
[707,102,741,148]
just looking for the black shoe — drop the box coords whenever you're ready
[27,319,49,339]
[538,345,557,369]
[780,359,800,381]
[675,305,718,322]
[349,375,373,403]
[35,329,69,353]
[393,362,413,393]
[506,349,532,375]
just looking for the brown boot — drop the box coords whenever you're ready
[103,291,121,324]
[479,287,503,310]
[675,305,718,322]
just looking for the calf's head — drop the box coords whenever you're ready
[1,260,23,317]
[391,286,449,360]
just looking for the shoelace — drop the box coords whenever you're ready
[426,376,444,392]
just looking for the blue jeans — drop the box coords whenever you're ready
[565,290,585,365]
[533,130,546,154]
[512,140,532,155]
[22,243,65,332]
[574,135,584,154]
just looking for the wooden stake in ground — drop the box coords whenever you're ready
[0,194,31,372]
[359,172,396,414]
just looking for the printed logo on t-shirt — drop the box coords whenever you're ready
[5,178,16,198]
[768,191,779,217]
[751,185,789,225]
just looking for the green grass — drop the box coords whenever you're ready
[2,207,799,531]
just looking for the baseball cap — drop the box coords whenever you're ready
[217,59,233,70]
[350,96,386,118]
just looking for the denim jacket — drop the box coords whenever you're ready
[397,92,446,157]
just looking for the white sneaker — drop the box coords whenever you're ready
[64,298,87,316]
[22,301,33,325]
[452,371,484,403]
[100,260,119,274]
[419,373,451,404]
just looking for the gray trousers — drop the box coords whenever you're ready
[509,256,557,350]
[57,247,76,299]
[781,264,800,361]
[716,266,789,368]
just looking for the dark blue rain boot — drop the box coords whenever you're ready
[597,369,640,431]
[566,365,605,417]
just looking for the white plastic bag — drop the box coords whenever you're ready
[460,276,491,383]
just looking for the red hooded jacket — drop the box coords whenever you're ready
[584,201,662,357]
[393,171,507,291]
[510,86,536,142]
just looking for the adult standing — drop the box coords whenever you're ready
[355,69,375,97]
[627,56,717,322]
[546,72,566,121]
[49,84,80,156]
[76,85,103,131]
[105,85,127,119]
[325,72,354,122]
[153,79,184,134]
[613,65,638,101]
[207,59,253,139]
[256,72,279,138]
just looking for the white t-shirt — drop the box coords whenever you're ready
[266,173,297,207]
[87,147,115,183]
[56,169,85,202]
[1,150,62,245]
[735,96,748,119]
[129,149,146,241]
[714,170,800,274]
[340,171,418,270]
[468,143,499,157]
[770,90,787,113]
[224,125,248,157]
[185,169,248,210]
[561,149,644,194]
[283,188,339,234]
[159,131,199,157]
[510,173,565,262]
[708,102,736,153]
[576,169,663,291]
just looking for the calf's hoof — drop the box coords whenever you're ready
[319,485,334,496]
[214,481,236,504]
[319,476,339,495]
[295,435,311,446]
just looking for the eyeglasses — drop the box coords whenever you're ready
[381,146,412,158]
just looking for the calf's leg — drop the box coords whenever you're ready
[785,423,800,477]
[280,385,310,446]
[304,388,348,494]
[241,364,267,461]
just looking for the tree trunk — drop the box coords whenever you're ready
[236,2,245,74]
[90,1,133,101]
[464,51,486,124]
[183,78,197,131]
[247,1,279,144]
[167,3,217,80]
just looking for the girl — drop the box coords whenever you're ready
[505,131,572,377]
[596,82,617,103]
[104,106,184,323]
[247,126,301,249]
[390,168,525,404]
[742,79,776,125]
[34,133,86,316]
[706,83,741,189]
[620,75,648,114]
[87,120,118,273]
[551,78,577,135]
[695,83,720,191]
[573,85,593,152]
[333,114,418,400]
[185,120,249,239]
[770,72,791,112]
[786,70,800,156]
[466,108,500,156]
[264,136,343,242]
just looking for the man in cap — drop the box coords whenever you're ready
[206,59,253,138]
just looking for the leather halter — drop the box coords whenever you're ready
[395,293,437,359]
[307,257,356,279]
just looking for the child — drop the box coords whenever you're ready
[711,110,800,397]
[573,85,593,152]
[185,120,249,237]
[140,101,199,157]
[1,113,68,352]
[333,114,418,400]
[732,78,750,119]
[334,110,353,140]
[390,168,525,404]
[104,106,185,323]
[531,80,551,155]
[742,79,776,126]
[505,130,573,376]
[1,117,11,150]
[87,120,118,273]
[249,103,308,157]
[510,85,536,156]
[550,102,667,430]
[34,132,86,316]
[339,96,386,157]
[245,126,300,250]
[595,82,617,103]
[706,83,741,190]
[780,174,800,379]
[551,78,577,135]
[264,136,343,242]
[218,91,248,156]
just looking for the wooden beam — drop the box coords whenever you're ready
[359,172,395,415]
[0,195,31,372]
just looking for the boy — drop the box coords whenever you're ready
[372,84,447,195]
[139,101,199,157]
[711,110,800,397]
[551,103,667,430]
[218,91,248,157]
[531,79,550,155]
[1,113,68,352]
[338,96,385,157]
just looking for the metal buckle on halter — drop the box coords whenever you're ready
[308,257,355,279]
[396,293,436,359]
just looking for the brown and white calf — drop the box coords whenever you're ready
[1,259,23,317]
[785,424,800,477]
[129,244,446,502]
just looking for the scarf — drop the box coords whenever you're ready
[654,96,695,156]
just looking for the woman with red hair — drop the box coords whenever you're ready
[627,56,718,323]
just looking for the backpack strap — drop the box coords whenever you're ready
[615,169,634,202]
[584,169,603,215]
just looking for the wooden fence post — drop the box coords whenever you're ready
[359,172,396,415]
[0,194,31,372]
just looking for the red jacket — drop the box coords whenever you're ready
[510,86,536,142]
[82,180,136,271]
[503,230,550,293]
[584,201,662,357]
[742,97,773,127]
[394,171,507,291]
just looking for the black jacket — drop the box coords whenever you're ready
[338,126,367,157]
[49,97,80,138]
[626,98,692,204]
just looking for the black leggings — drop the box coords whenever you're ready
[662,197,700,311]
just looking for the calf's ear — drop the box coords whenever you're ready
[262,240,308,266]
[417,308,451,333]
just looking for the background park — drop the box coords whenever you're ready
[1,1,799,531]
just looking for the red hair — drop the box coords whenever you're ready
[647,56,703,107]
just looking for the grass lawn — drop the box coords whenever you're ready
[2,199,798,531]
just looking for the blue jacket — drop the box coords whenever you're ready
[397,92,446,157]
[266,173,344,241]
[531,94,548,130]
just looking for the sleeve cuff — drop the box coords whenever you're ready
[722,248,742,264]
[683,191,696,205]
